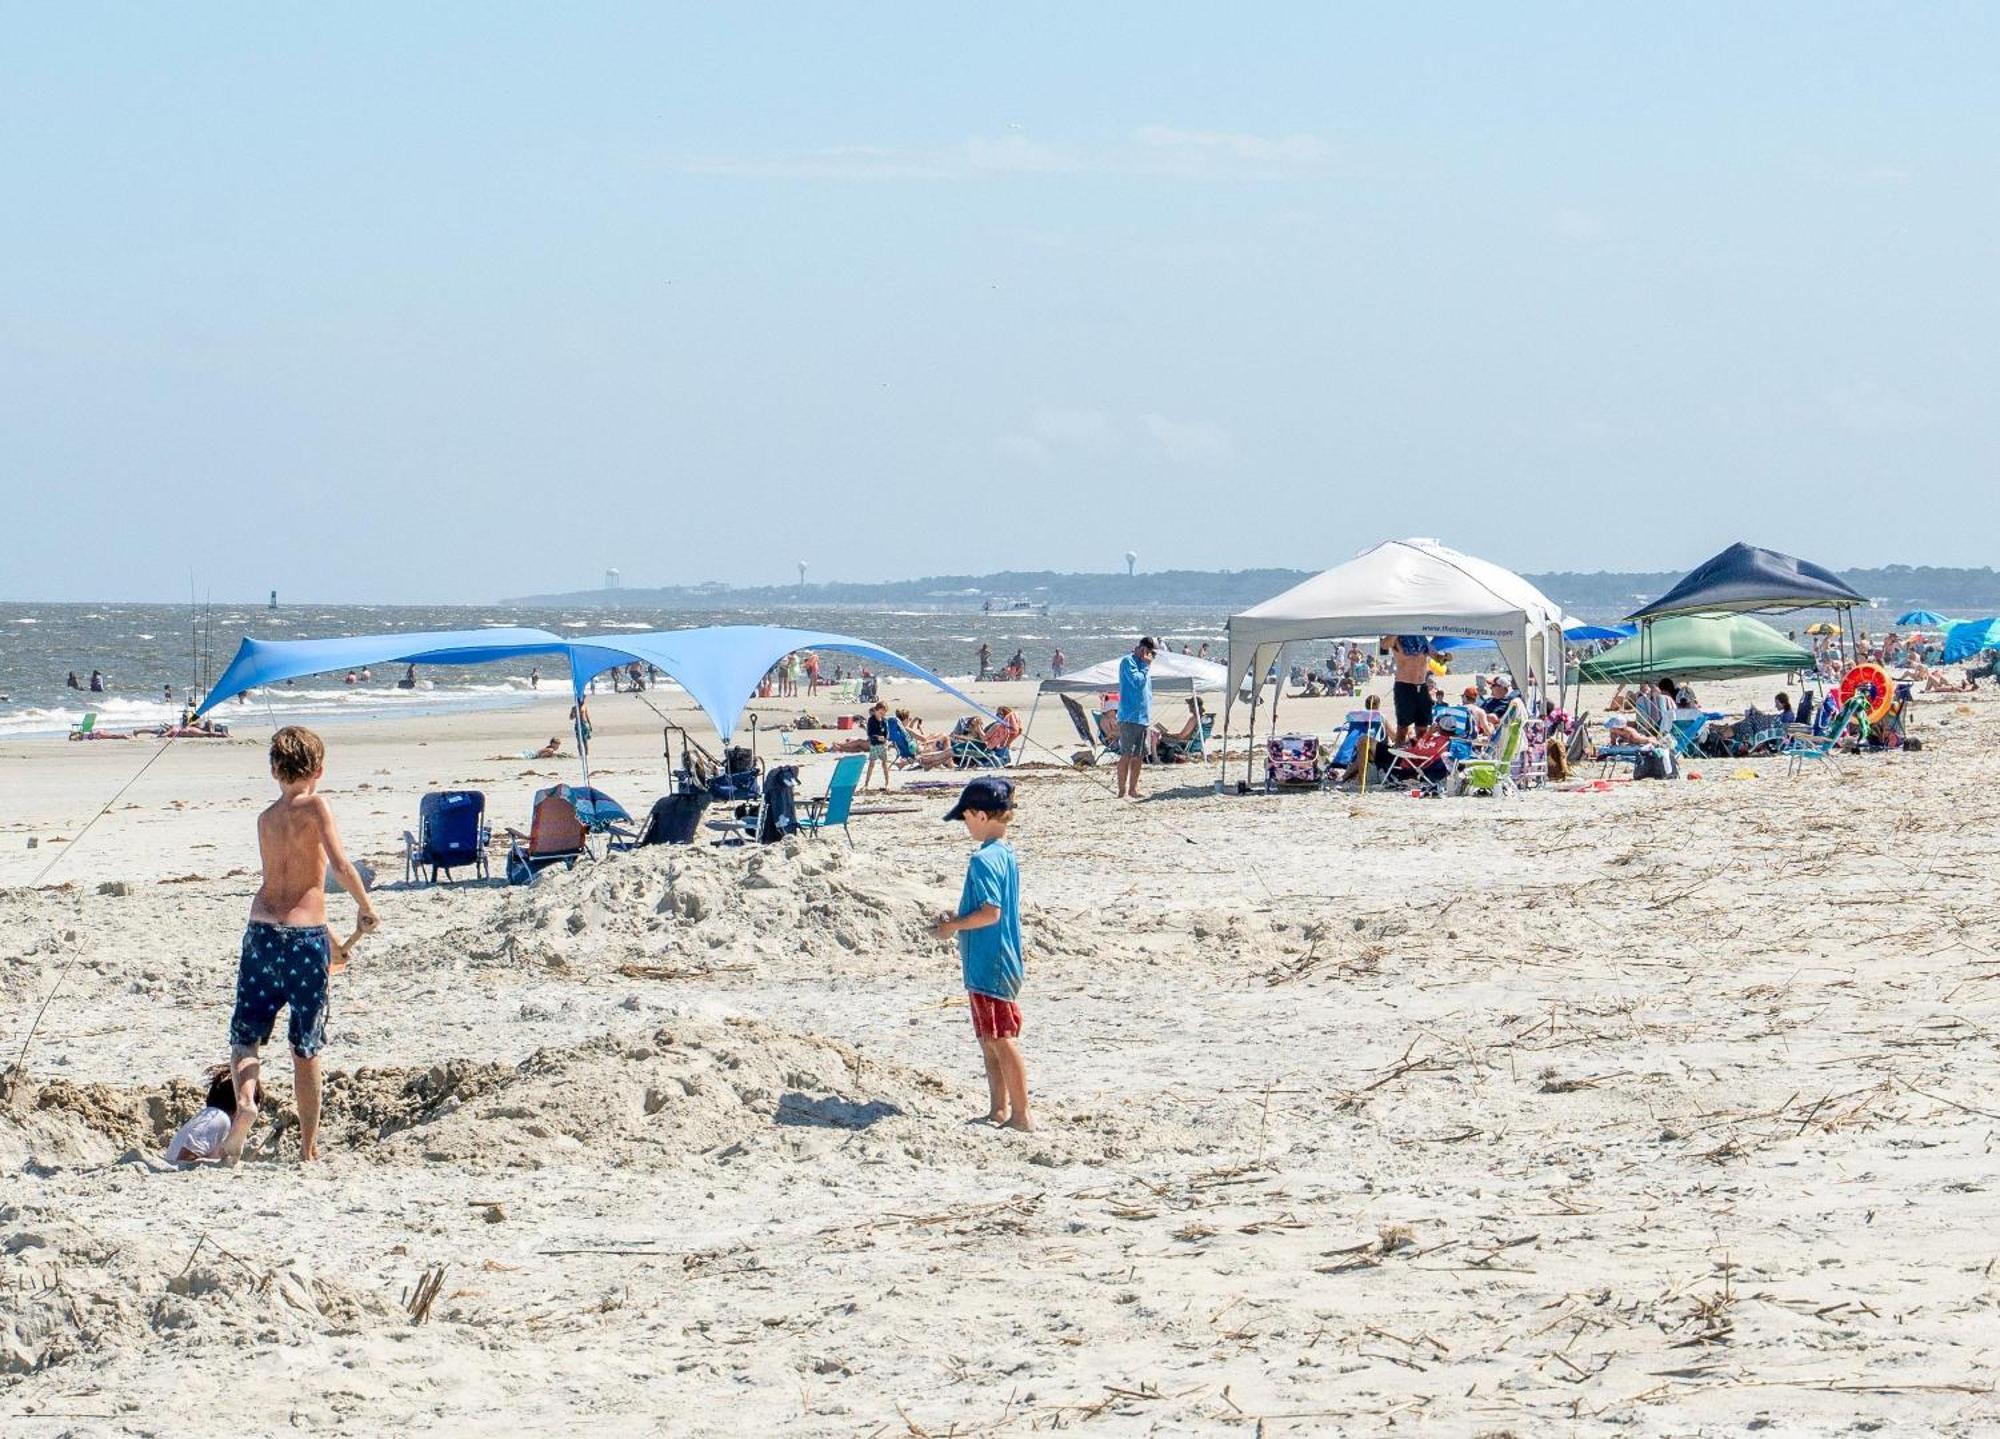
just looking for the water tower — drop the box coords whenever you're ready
[798,559,808,590]
[604,568,621,591]
[1124,550,1138,577]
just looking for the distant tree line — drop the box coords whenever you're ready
[508,563,2000,615]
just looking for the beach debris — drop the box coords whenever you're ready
[403,1263,447,1323]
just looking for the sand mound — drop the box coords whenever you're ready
[0,1204,395,1380]
[334,1011,1192,1172]
[438,839,1130,977]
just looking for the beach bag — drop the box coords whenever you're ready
[1632,746,1674,781]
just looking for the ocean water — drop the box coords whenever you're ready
[0,601,1223,738]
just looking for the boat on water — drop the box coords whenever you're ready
[981,596,1050,616]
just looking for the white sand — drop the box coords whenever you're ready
[4,676,1999,1435]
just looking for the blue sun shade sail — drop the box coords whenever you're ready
[1942,618,2000,664]
[1896,609,1951,629]
[198,627,573,715]
[569,626,989,742]
[1563,623,1638,643]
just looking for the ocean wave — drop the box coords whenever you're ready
[0,681,543,738]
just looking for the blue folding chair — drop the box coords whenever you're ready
[1325,710,1385,782]
[798,755,865,846]
[402,791,489,884]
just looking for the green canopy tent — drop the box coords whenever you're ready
[1576,613,1811,685]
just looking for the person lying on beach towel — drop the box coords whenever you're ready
[164,1066,257,1164]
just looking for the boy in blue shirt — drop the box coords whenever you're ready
[931,777,1030,1130]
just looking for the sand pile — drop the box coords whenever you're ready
[1,1203,394,1379]
[427,838,1133,977]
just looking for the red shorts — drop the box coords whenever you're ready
[968,991,1022,1040]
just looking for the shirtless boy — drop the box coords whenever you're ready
[222,726,378,1163]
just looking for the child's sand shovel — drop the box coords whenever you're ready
[328,918,373,976]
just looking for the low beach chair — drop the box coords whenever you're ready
[67,712,133,741]
[1324,711,1385,785]
[886,717,923,768]
[1449,714,1525,797]
[1382,730,1454,795]
[1058,695,1109,764]
[797,755,864,846]
[402,790,490,884]
[1783,695,1865,777]
[1265,732,1324,791]
[1156,706,1214,763]
[505,787,588,883]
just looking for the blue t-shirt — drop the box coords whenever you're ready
[1394,635,1431,656]
[1118,653,1152,726]
[957,839,1023,1001]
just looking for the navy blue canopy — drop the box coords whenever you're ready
[1629,543,1866,621]
[199,627,572,714]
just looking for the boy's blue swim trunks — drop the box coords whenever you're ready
[228,921,332,1058]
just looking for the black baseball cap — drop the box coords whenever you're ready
[943,776,1015,821]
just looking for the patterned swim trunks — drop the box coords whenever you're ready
[228,921,332,1058]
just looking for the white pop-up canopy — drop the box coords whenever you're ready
[1225,537,1565,709]
[1038,651,1228,696]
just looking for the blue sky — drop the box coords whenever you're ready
[4,6,1995,601]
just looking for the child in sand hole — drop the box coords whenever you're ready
[163,1066,259,1164]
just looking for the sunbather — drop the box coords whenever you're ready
[910,715,989,768]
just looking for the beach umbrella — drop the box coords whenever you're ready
[536,784,630,830]
[1896,609,1951,629]
[1804,621,1840,636]
[1942,618,2000,664]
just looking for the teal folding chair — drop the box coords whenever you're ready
[798,755,865,845]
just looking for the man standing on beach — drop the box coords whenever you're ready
[1116,637,1157,799]
[1380,634,1434,745]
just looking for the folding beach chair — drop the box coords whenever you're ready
[1449,715,1525,797]
[1783,695,1866,777]
[1156,704,1214,763]
[797,755,865,846]
[505,787,589,883]
[1265,733,1324,791]
[402,790,490,884]
[951,717,1018,768]
[1382,730,1454,795]
[882,716,915,764]
[1058,694,1109,765]
[67,712,133,741]
[1324,710,1385,785]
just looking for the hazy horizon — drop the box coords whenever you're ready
[6,7,1995,602]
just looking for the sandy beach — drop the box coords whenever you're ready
[5,674,1999,1435]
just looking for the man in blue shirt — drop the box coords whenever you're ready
[931,777,1029,1130]
[1116,636,1158,800]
